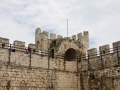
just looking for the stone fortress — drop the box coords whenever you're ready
[0,27,120,90]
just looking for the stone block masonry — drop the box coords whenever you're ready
[0,42,79,90]
[0,27,120,90]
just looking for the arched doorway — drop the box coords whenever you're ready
[64,48,77,61]
[50,49,54,59]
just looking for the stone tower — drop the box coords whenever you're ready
[35,27,89,61]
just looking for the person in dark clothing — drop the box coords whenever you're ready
[27,46,31,55]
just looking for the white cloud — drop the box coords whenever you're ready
[0,0,120,51]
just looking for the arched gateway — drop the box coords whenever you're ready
[64,48,77,61]
[57,41,81,61]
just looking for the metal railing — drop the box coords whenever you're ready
[0,43,120,71]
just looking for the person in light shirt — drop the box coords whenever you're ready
[39,50,44,57]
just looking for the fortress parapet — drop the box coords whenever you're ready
[0,37,9,48]
[35,28,41,41]
[41,31,49,40]
[0,37,9,44]
[13,40,25,49]
[113,41,120,51]
[77,33,82,40]
[50,33,56,39]
[86,41,120,70]
[72,35,76,41]
[87,48,97,57]
[57,35,63,39]
[35,27,88,40]
[35,28,48,40]
[64,37,70,40]
[87,42,120,57]
[28,43,36,49]
[35,28,89,56]
[84,31,88,36]
[113,41,120,58]
[99,44,110,54]
[0,27,120,90]
[36,28,41,35]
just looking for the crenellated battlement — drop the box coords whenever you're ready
[83,31,88,36]
[87,41,120,55]
[35,28,89,54]
[50,33,56,39]
[42,31,49,37]
[0,28,120,90]
[28,43,36,49]
[71,35,76,40]
[1,27,119,68]
[87,48,97,56]
[35,28,88,40]
[57,35,63,39]
[13,40,25,48]
[0,33,119,69]
[80,41,120,71]
[0,37,9,43]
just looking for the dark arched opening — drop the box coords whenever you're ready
[64,48,77,61]
[51,49,54,59]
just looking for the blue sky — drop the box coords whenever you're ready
[0,0,120,50]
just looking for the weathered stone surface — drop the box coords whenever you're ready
[1,27,120,90]
[50,33,56,39]
[57,35,63,39]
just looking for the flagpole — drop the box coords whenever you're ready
[67,19,68,37]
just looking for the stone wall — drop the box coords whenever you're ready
[0,42,79,90]
[1,30,120,90]
[79,41,120,90]
[1,40,120,90]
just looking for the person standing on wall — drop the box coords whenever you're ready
[27,46,31,55]
[41,50,44,57]
[39,50,44,57]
